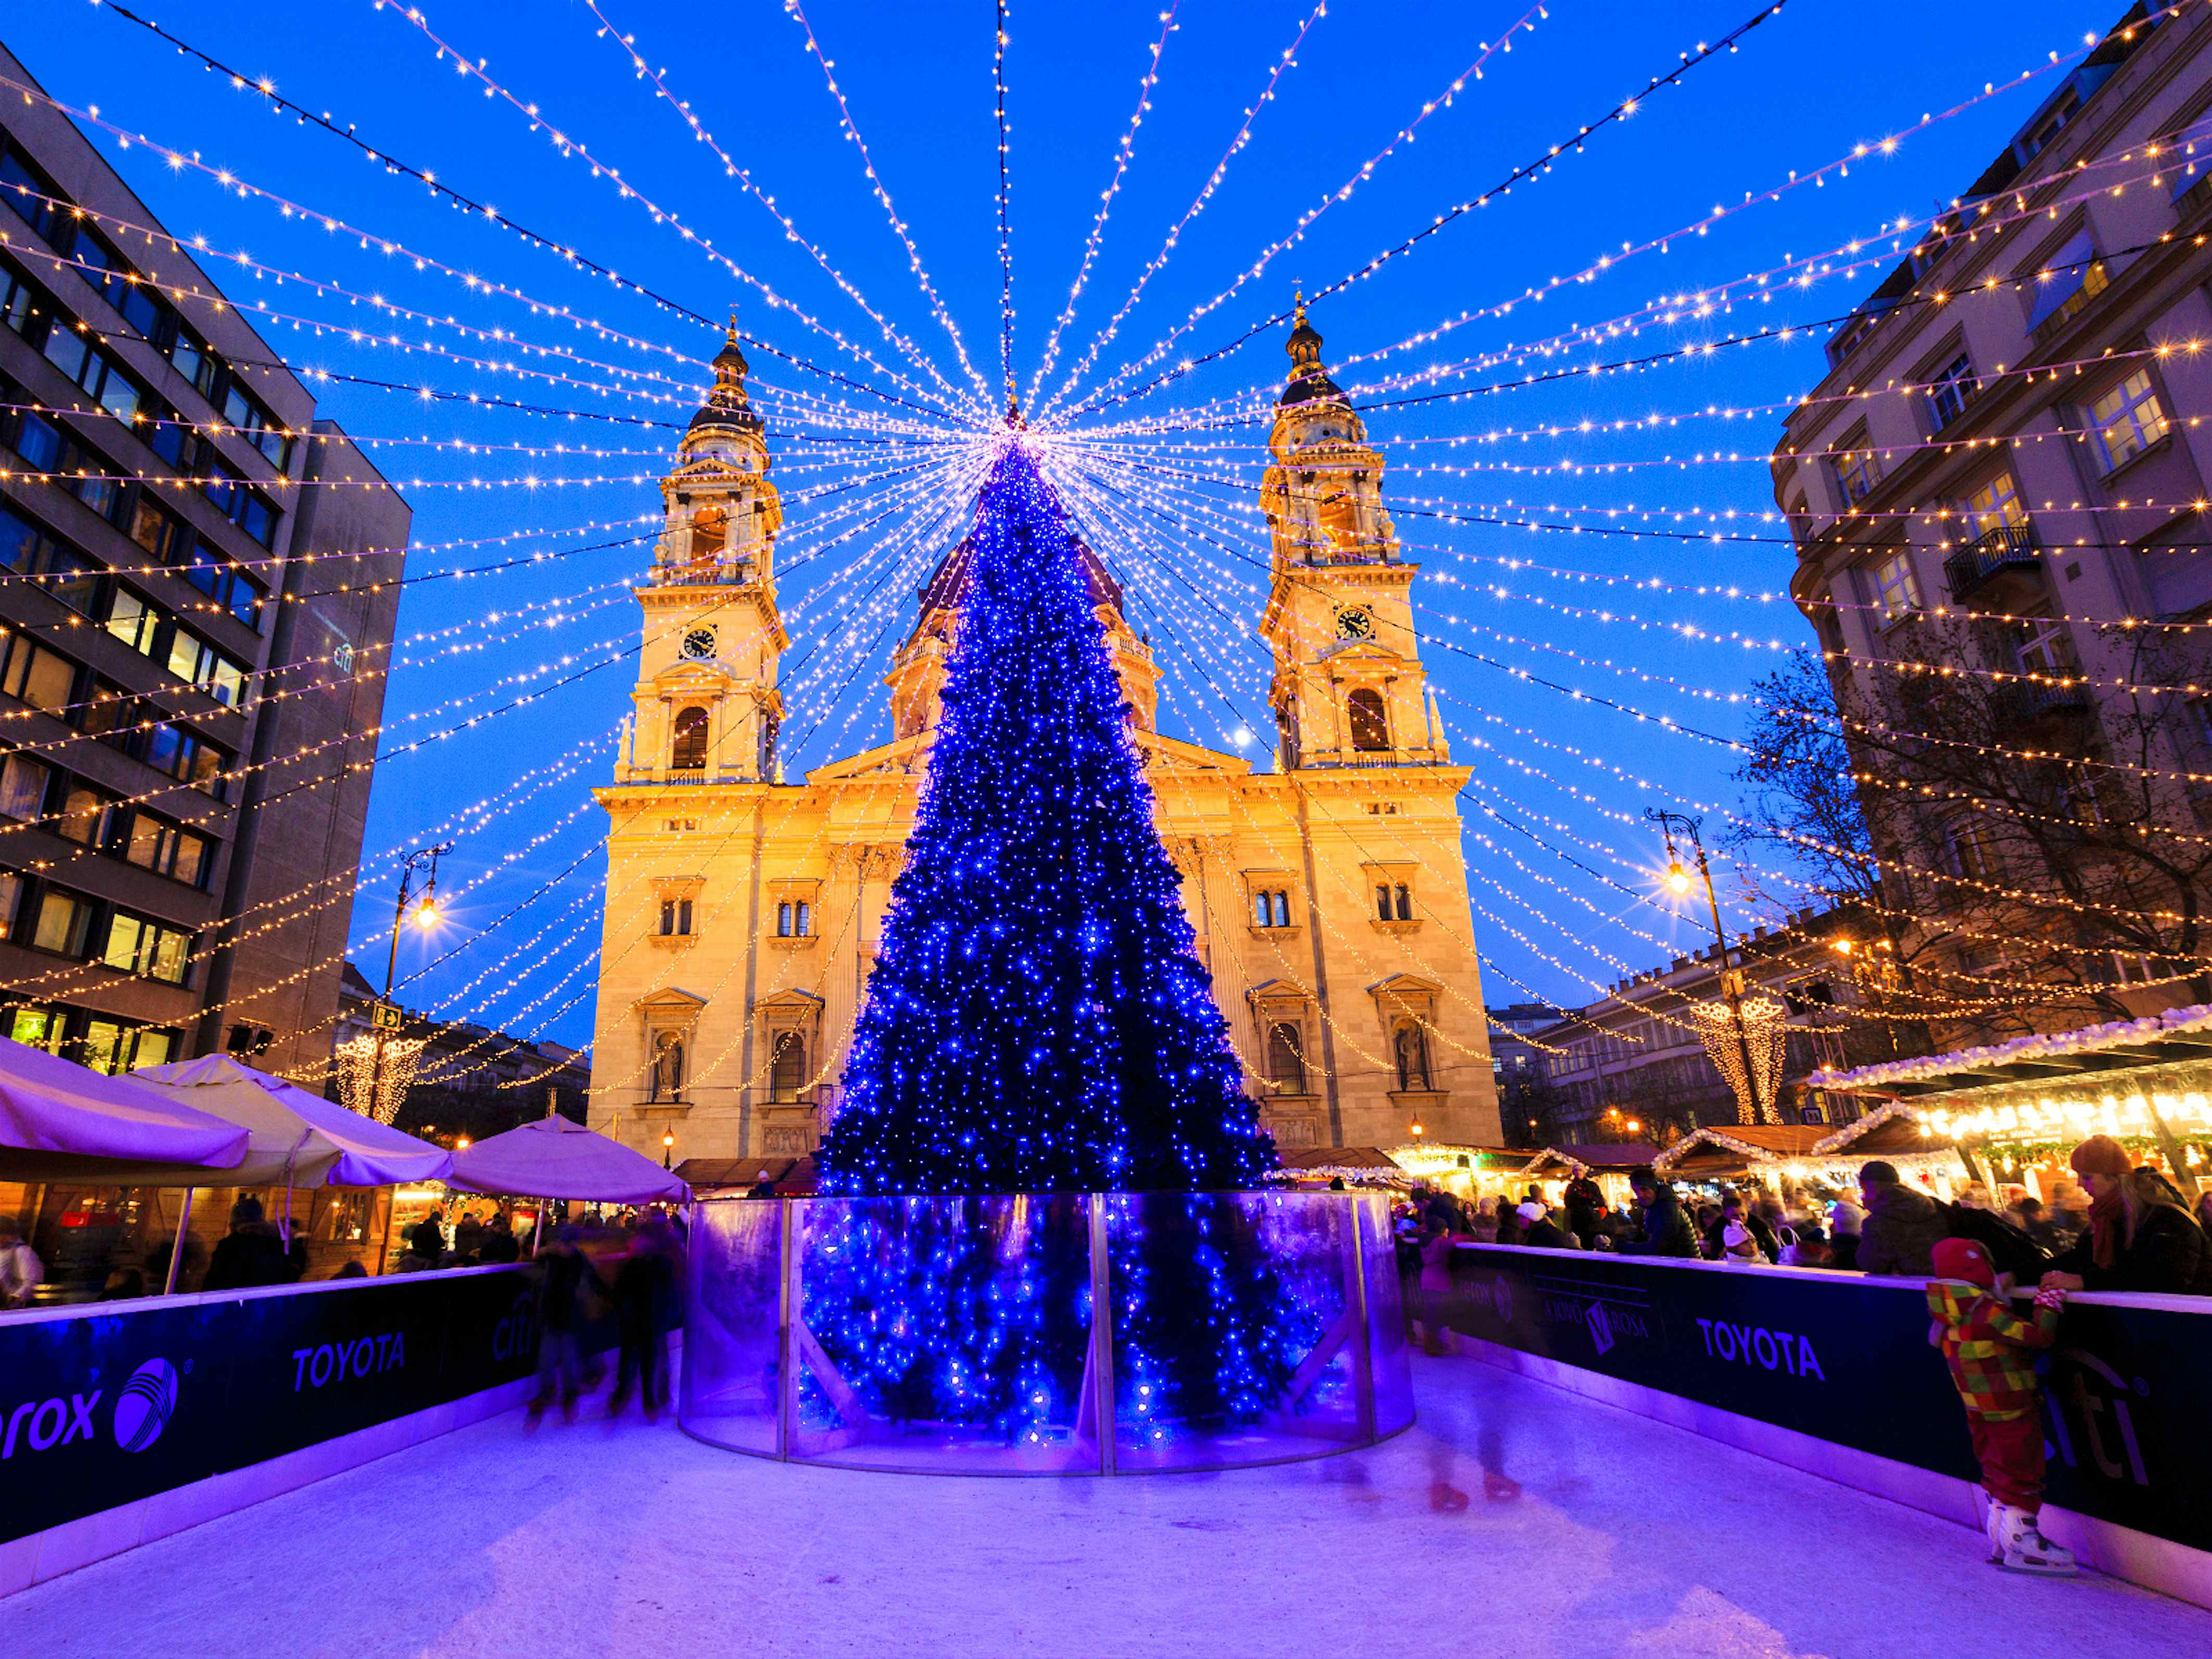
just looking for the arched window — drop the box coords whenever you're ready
[659,898,693,937]
[1347,687,1389,751]
[777,901,811,938]
[1267,1022,1307,1095]
[1318,490,1358,553]
[1271,891,1290,928]
[689,502,727,560]
[770,1031,806,1103]
[1253,892,1271,926]
[1394,1022,1431,1092]
[649,1032,684,1103]
[1375,884,1392,921]
[671,706,709,770]
[1394,884,1412,922]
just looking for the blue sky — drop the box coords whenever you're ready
[3,0,2118,1045]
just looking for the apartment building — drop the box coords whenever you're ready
[0,42,406,1078]
[1772,4,2212,1029]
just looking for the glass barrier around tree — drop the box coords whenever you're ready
[678,1189,1412,1475]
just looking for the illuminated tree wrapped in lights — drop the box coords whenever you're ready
[806,440,1304,1449]
[819,440,1274,1194]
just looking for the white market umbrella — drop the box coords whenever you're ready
[446,1114,689,1204]
[0,1037,248,1182]
[133,1054,453,1188]
[130,1054,454,1293]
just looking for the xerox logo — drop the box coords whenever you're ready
[113,1357,181,1452]
[1484,1275,1514,1323]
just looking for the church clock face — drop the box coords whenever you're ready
[680,626,718,661]
[1334,606,1375,642]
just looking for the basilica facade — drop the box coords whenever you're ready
[585,310,1502,1164]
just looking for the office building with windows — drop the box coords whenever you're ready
[0,43,406,1078]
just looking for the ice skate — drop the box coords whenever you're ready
[1997,1507,2077,1576]
[1982,1501,2005,1565]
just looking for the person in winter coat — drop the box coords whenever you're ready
[609,1226,678,1416]
[1718,1220,1767,1265]
[1561,1175,1605,1249]
[2041,1135,2212,1296]
[529,1225,606,1423]
[0,1216,43,1308]
[202,1195,289,1291]
[1518,1201,1575,1250]
[1702,1191,1778,1262]
[1827,1198,1863,1270]
[1855,1162,1949,1277]
[1926,1237,2075,1576]
[1616,1169,1697,1256]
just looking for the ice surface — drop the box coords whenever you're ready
[7,1355,2207,1657]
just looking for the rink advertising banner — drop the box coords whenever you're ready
[0,1266,544,1546]
[1434,1246,2212,1553]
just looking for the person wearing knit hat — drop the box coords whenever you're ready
[1825,1197,1864,1271]
[1926,1237,2075,1575]
[2041,1135,2212,1296]
[1719,1220,1766,1266]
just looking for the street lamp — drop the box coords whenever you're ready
[1647,807,1770,1126]
[662,1131,676,1171]
[366,841,453,1122]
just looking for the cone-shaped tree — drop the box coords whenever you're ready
[819,440,1276,1195]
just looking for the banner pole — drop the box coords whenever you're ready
[163,1188,194,1295]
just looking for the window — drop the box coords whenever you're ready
[1825,446,1880,506]
[0,631,76,712]
[1926,353,1978,432]
[1865,551,1924,619]
[103,912,192,985]
[0,503,99,614]
[0,751,48,820]
[168,325,219,399]
[105,590,163,657]
[2012,615,2078,677]
[1393,883,1413,922]
[196,458,279,545]
[31,887,94,956]
[64,223,164,338]
[659,897,694,937]
[99,717,228,797]
[1266,1022,1307,1095]
[770,1031,806,1104]
[129,495,186,563]
[1346,687,1389,751]
[166,630,249,707]
[670,706,709,770]
[2088,369,2171,473]
[80,1020,174,1076]
[776,901,812,938]
[0,137,65,241]
[690,503,727,560]
[221,379,291,468]
[1252,889,1292,927]
[1393,1022,1432,1091]
[124,813,210,887]
[56,783,118,847]
[43,324,141,420]
[1944,821,1996,881]
[2019,87,2081,161]
[8,408,61,472]
[180,546,265,628]
[1960,471,2030,537]
[2024,230,2107,334]
[0,869,19,934]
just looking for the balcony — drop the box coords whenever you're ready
[1992,679,2093,735]
[1943,525,2041,604]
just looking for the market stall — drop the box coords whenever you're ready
[1520,1143,1661,1210]
[1651,1120,1971,1205]
[1262,1145,1414,1190]
[1814,1005,2212,1201]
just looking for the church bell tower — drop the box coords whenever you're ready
[615,326,789,784]
[1257,300,1446,771]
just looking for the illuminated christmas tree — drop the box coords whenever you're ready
[818,439,1275,1196]
[805,438,1304,1451]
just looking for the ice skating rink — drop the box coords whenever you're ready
[8,1353,2208,1658]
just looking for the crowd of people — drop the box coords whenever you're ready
[1397,1133,2212,1297]
[526,1209,687,1426]
[1400,1131,2212,1578]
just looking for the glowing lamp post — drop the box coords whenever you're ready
[1647,808,1775,1126]
[340,841,452,1124]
